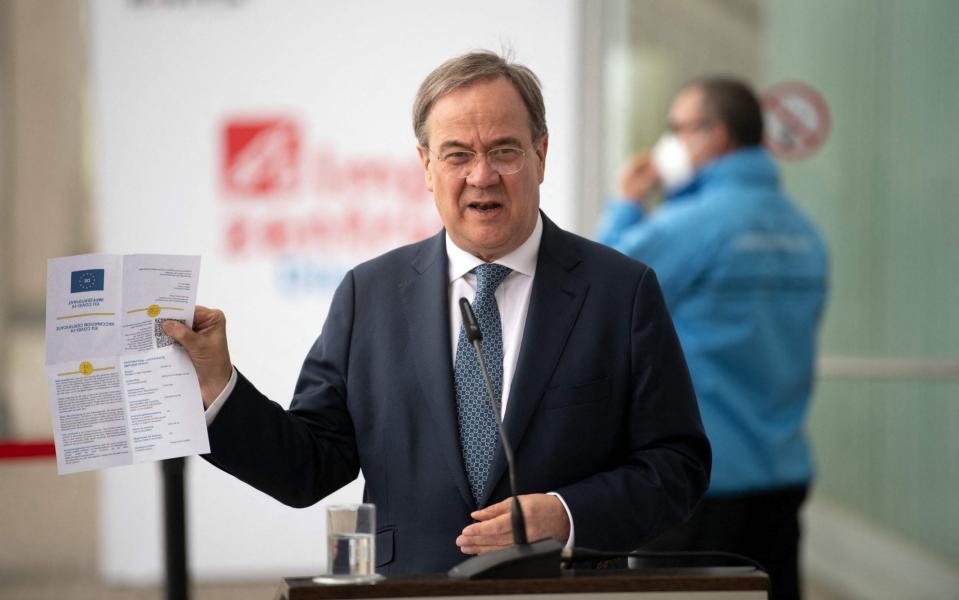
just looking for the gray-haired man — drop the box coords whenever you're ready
[165,51,710,575]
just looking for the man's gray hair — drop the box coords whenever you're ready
[412,50,548,148]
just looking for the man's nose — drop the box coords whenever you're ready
[465,155,501,188]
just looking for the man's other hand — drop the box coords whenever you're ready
[455,493,570,555]
[162,305,232,409]
[618,151,660,203]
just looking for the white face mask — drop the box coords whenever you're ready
[652,133,694,192]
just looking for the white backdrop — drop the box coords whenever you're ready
[90,0,580,583]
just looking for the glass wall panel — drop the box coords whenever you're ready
[765,0,959,562]
[598,0,959,565]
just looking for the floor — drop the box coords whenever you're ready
[0,458,844,600]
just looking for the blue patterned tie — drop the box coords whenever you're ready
[455,263,513,506]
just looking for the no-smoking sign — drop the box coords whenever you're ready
[761,82,830,161]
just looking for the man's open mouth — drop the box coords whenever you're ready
[468,201,503,213]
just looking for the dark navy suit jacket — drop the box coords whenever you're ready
[204,214,710,576]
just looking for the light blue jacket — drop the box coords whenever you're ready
[597,147,828,495]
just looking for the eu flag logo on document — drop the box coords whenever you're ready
[70,269,105,293]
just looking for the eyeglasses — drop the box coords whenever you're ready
[668,119,714,135]
[427,146,528,178]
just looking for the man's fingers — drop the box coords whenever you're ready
[458,510,513,554]
[192,306,226,333]
[470,498,510,521]
[458,542,511,555]
[163,307,226,350]
[162,319,196,345]
[462,512,512,537]
[619,151,659,201]
[456,532,512,547]
[456,527,513,554]
[625,152,652,174]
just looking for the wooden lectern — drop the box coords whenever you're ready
[275,567,768,599]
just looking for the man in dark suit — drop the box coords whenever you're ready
[164,51,710,576]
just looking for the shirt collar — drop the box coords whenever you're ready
[446,213,542,283]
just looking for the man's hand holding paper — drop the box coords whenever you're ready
[162,306,233,409]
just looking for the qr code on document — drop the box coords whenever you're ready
[154,318,185,348]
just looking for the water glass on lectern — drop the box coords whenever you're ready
[326,503,376,578]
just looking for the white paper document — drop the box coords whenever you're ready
[45,254,210,474]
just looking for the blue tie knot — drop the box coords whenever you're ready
[473,263,512,297]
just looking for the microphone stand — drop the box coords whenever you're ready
[447,298,563,580]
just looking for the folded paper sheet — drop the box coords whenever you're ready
[45,254,209,474]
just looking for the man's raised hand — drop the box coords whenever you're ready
[162,305,232,409]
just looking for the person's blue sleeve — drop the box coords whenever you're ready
[606,206,710,307]
[595,198,646,248]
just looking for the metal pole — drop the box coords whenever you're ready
[162,457,189,600]
[0,0,14,439]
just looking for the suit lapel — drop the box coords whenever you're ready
[399,232,475,510]
[481,216,588,506]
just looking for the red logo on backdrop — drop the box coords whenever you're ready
[216,112,440,263]
[222,118,301,196]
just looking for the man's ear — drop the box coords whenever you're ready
[534,133,549,184]
[417,145,434,192]
[711,122,734,155]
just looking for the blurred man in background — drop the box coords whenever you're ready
[597,78,829,600]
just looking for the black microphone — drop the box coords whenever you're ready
[458,297,527,546]
[448,298,563,580]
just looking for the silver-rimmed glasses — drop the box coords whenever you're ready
[427,146,528,178]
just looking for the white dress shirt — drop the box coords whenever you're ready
[446,214,541,416]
